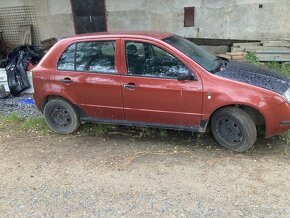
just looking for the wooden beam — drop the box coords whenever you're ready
[19,25,32,45]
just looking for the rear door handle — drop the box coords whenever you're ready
[60,77,73,84]
[123,83,137,89]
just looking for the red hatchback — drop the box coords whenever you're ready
[32,32,290,152]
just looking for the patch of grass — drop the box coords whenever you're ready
[138,127,158,138]
[0,113,23,123]
[244,52,260,65]
[281,63,290,77]
[283,131,290,142]
[78,123,114,135]
[264,62,290,77]
[0,114,48,133]
[158,129,168,138]
[78,124,169,139]
[136,128,171,139]
[245,52,290,77]
[264,62,282,72]
[264,61,290,77]
[21,116,46,131]
[0,113,23,129]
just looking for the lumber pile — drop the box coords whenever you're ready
[201,45,229,55]
[221,52,245,60]
[231,40,290,62]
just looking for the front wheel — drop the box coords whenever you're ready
[44,98,80,134]
[210,107,257,152]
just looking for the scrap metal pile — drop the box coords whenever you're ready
[0,45,44,96]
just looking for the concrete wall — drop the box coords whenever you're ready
[24,0,75,40]
[0,0,290,45]
[0,0,74,46]
[106,0,290,40]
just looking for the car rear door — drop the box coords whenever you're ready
[120,38,203,127]
[55,38,124,120]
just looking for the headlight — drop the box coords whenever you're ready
[283,88,290,104]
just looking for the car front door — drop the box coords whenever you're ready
[120,39,203,127]
[55,39,124,120]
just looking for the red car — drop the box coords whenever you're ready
[32,31,290,152]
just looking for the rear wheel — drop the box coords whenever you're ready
[44,98,80,134]
[210,107,257,152]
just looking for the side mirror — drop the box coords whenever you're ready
[177,70,196,81]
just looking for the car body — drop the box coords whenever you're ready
[32,31,290,152]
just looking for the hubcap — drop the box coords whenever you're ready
[51,106,71,127]
[217,117,242,144]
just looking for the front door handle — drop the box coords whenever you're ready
[123,83,137,89]
[60,77,73,84]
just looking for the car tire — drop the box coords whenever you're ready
[210,106,257,152]
[44,98,80,134]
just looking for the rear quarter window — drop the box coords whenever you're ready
[57,44,76,71]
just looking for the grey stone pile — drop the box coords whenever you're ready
[0,93,41,117]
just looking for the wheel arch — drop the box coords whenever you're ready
[208,104,266,134]
[40,95,85,117]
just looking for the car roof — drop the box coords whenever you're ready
[66,31,174,40]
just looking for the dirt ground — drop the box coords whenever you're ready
[0,124,289,217]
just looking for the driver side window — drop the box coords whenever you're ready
[125,41,189,79]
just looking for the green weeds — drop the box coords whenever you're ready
[244,52,260,65]
[245,52,290,77]
[0,113,23,129]
[0,113,47,133]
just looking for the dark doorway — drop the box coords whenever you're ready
[71,0,107,34]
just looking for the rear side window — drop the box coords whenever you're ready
[58,44,76,71]
[57,41,116,74]
[76,41,116,73]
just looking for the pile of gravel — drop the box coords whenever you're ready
[0,93,41,117]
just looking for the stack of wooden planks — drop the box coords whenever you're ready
[231,40,290,62]
[219,52,245,60]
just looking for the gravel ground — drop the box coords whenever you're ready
[0,93,41,117]
[0,128,289,217]
[0,93,289,217]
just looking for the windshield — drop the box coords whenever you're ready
[163,35,220,72]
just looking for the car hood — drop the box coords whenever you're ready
[215,60,290,95]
